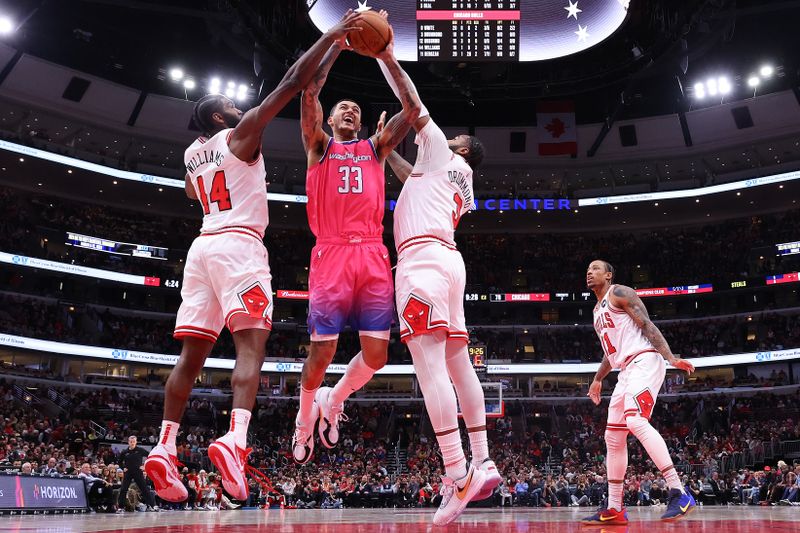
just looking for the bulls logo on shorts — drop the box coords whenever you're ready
[401,294,433,334]
[238,282,270,319]
[634,389,656,419]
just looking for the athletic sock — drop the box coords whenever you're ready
[158,420,179,455]
[328,352,377,407]
[438,428,468,481]
[230,408,251,448]
[296,386,318,427]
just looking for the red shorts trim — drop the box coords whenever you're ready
[399,321,449,343]
[174,331,217,342]
[174,325,219,342]
[397,235,457,255]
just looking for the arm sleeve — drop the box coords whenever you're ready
[412,119,454,175]
[377,59,429,119]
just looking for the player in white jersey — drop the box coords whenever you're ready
[583,260,697,525]
[378,61,498,526]
[143,11,366,505]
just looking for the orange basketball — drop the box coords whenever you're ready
[347,10,392,58]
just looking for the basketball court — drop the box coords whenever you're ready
[4,507,796,532]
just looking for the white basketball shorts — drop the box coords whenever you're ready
[174,230,273,343]
[395,242,468,344]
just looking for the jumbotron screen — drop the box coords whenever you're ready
[306,0,631,62]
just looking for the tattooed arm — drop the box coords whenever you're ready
[300,42,344,167]
[371,43,421,161]
[609,284,695,374]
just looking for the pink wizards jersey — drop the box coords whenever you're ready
[593,285,658,369]
[306,138,385,240]
[394,120,473,253]
[184,128,268,237]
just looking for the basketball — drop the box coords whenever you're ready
[347,10,392,58]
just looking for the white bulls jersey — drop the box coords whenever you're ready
[184,128,269,237]
[593,285,658,370]
[393,119,473,254]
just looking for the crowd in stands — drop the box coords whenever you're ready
[2,290,799,366]
[2,378,800,512]
[1,187,799,296]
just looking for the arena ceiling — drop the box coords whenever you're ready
[2,0,799,126]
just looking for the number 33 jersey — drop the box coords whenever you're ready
[306,138,385,240]
[184,128,269,236]
[393,120,473,253]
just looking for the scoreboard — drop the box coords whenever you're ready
[417,0,520,61]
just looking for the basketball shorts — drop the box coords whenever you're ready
[307,238,394,339]
[174,230,273,343]
[607,350,666,426]
[395,242,468,344]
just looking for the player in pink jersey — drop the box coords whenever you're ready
[292,11,421,464]
[143,11,366,505]
[583,260,696,525]
[377,64,496,526]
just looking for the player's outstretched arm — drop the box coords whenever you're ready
[371,43,421,161]
[300,42,345,165]
[375,112,413,183]
[588,355,611,405]
[609,285,695,375]
[228,10,363,163]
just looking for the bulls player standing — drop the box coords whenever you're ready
[378,65,495,526]
[292,11,421,464]
[583,260,696,524]
[143,11,366,503]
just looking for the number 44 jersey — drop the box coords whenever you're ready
[306,138,385,240]
[184,128,269,236]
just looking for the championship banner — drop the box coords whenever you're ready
[0,474,88,510]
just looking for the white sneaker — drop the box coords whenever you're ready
[315,387,348,449]
[207,432,250,500]
[474,458,502,501]
[292,412,317,464]
[144,444,188,503]
[433,464,488,526]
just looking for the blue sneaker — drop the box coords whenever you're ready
[661,488,696,521]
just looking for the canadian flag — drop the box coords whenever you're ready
[537,101,577,156]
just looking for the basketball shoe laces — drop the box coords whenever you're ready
[328,403,349,427]
[439,479,455,509]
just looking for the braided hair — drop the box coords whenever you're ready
[192,94,226,136]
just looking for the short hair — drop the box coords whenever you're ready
[601,261,615,283]
[463,136,485,170]
[192,94,225,136]
[329,99,360,117]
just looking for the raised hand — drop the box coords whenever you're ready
[326,9,364,43]
[376,110,387,133]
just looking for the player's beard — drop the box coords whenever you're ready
[224,113,242,128]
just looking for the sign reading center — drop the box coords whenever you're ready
[388,198,572,211]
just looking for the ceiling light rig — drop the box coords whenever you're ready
[163,67,251,102]
[691,63,781,103]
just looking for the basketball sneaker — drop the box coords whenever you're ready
[474,458,502,500]
[144,445,187,502]
[292,405,318,464]
[661,489,696,521]
[208,432,250,500]
[581,507,629,525]
[315,386,348,449]
[433,464,488,526]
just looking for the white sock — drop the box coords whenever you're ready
[158,420,179,454]
[328,351,378,407]
[445,341,488,463]
[230,408,251,448]
[296,386,318,426]
[437,428,468,481]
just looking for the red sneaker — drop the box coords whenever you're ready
[208,433,250,500]
[144,445,187,502]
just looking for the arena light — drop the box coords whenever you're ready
[225,86,236,98]
[706,78,718,96]
[209,77,221,93]
[760,64,774,77]
[747,76,760,87]
[693,82,705,99]
[236,84,248,101]
[718,77,731,95]
[183,79,196,90]
[0,16,14,35]
[227,80,236,89]
[168,67,184,81]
